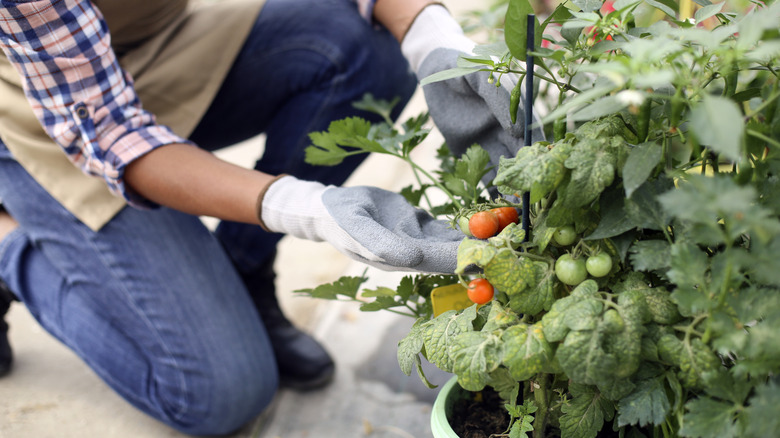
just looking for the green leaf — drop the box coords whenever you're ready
[570,94,629,122]
[456,239,498,274]
[585,186,638,240]
[623,142,662,198]
[294,275,367,300]
[679,397,739,438]
[351,93,399,120]
[572,0,603,12]
[509,262,556,315]
[397,319,425,376]
[484,249,535,296]
[505,0,538,60]
[495,143,570,203]
[450,330,503,391]
[624,177,673,231]
[563,137,620,208]
[359,296,400,312]
[666,242,708,290]
[629,240,671,272]
[420,66,482,86]
[421,307,477,373]
[743,380,780,438]
[557,330,618,386]
[689,95,744,163]
[559,383,615,438]
[645,0,677,17]
[694,2,725,23]
[502,322,555,381]
[617,377,671,427]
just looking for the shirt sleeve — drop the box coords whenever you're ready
[0,0,191,208]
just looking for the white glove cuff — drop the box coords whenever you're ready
[400,4,475,74]
[258,175,330,242]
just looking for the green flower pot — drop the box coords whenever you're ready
[431,376,468,438]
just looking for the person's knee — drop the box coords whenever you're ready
[159,362,279,436]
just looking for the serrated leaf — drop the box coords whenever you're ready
[503,322,555,381]
[294,275,367,299]
[629,240,671,272]
[680,397,738,438]
[743,380,780,438]
[450,331,503,391]
[559,383,615,438]
[617,377,671,427]
[359,296,400,312]
[623,142,663,197]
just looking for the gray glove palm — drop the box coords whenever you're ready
[259,176,462,274]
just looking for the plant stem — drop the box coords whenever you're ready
[533,373,549,438]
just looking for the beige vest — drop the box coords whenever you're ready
[0,0,264,230]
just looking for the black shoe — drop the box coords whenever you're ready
[240,252,335,391]
[0,279,15,378]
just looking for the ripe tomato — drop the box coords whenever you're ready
[468,211,500,239]
[555,254,587,286]
[467,278,494,305]
[586,253,613,277]
[490,207,520,232]
[553,225,577,246]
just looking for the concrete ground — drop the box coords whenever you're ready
[0,1,488,436]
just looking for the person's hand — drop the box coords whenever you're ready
[401,5,544,188]
[258,175,463,274]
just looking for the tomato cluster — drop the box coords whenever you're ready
[552,225,615,286]
[463,207,520,239]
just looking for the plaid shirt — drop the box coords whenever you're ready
[0,0,377,207]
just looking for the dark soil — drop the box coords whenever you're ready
[449,386,510,438]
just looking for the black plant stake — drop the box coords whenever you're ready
[522,14,535,241]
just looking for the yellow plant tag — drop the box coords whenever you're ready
[431,283,473,317]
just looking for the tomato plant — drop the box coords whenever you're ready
[467,278,494,304]
[298,1,780,437]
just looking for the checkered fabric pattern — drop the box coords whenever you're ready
[0,0,189,208]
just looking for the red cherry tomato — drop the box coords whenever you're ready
[468,211,500,239]
[490,207,520,232]
[467,278,494,305]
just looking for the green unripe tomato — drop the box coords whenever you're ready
[555,254,587,286]
[458,216,473,237]
[553,225,577,246]
[586,253,613,277]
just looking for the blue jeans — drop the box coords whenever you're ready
[0,0,416,434]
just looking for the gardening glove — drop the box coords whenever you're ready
[258,175,463,274]
[401,5,544,190]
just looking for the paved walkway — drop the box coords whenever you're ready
[0,2,485,436]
